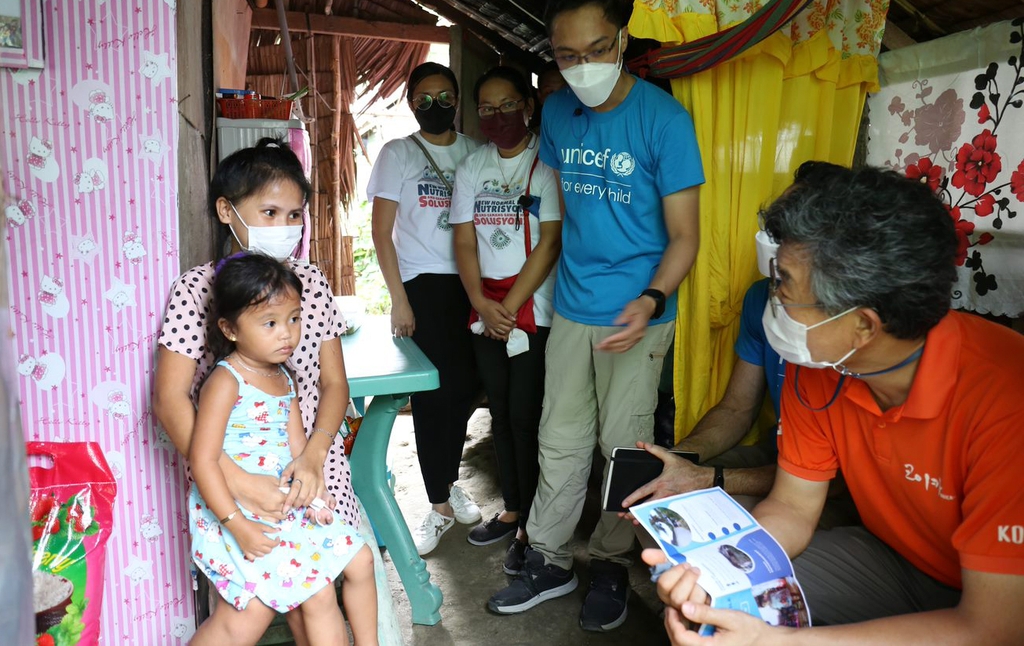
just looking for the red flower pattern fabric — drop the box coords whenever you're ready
[905,158,943,192]
[951,130,1002,197]
[872,19,1024,310]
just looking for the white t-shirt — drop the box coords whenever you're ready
[366,133,479,282]
[449,137,561,327]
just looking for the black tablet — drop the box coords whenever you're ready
[602,446,700,513]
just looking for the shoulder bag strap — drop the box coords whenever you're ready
[522,151,541,257]
[408,134,454,194]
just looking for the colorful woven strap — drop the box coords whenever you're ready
[627,0,814,80]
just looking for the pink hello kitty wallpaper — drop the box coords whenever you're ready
[1,0,194,642]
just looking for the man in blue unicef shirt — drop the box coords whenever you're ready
[487,0,704,632]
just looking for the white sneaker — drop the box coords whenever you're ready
[449,484,482,524]
[413,510,454,556]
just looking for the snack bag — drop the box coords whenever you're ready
[27,442,117,646]
[341,415,362,455]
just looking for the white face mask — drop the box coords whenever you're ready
[762,297,857,370]
[559,31,623,108]
[228,202,303,262]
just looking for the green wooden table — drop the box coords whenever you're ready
[341,316,443,626]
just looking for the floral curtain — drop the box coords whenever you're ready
[866,19,1024,317]
[629,0,888,442]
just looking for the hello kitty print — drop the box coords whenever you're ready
[0,1,186,643]
[187,361,365,615]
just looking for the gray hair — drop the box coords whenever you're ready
[761,164,957,340]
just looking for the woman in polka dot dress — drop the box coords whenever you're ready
[154,139,362,644]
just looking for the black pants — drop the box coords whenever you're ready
[472,326,549,529]
[405,274,478,504]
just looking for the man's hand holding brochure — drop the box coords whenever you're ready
[630,487,811,640]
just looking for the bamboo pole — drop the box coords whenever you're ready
[332,35,345,295]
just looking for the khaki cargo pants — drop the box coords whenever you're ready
[526,313,674,569]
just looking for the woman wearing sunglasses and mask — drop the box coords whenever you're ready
[450,66,563,575]
[367,62,482,555]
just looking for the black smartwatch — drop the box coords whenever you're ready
[713,466,725,490]
[640,288,666,319]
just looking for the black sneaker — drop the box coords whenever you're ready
[579,559,629,632]
[502,538,527,575]
[488,547,578,614]
[467,513,518,546]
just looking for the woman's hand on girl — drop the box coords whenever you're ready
[391,299,416,337]
[232,518,281,561]
[232,471,289,522]
[279,452,326,512]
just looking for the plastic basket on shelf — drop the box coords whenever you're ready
[217,97,293,120]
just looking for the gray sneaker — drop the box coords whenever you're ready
[488,547,578,614]
[502,538,527,576]
[449,484,482,524]
[412,510,454,556]
[579,559,629,631]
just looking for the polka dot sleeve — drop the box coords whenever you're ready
[157,264,214,361]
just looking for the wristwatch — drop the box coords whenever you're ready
[713,466,725,490]
[640,288,666,319]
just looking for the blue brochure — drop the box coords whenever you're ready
[631,487,811,635]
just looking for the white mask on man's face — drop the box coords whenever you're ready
[228,202,303,262]
[559,31,623,108]
[761,297,857,370]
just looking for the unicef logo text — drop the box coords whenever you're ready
[560,147,636,177]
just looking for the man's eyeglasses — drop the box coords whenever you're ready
[478,99,526,119]
[553,32,620,68]
[412,91,456,111]
[767,257,823,318]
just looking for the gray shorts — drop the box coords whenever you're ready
[793,525,961,625]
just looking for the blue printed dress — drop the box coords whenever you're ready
[188,361,364,612]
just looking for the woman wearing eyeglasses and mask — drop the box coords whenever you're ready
[367,62,483,555]
[450,66,562,575]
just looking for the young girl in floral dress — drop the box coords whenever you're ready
[188,254,376,646]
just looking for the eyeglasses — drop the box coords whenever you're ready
[553,31,621,68]
[767,257,824,318]
[477,99,526,119]
[411,91,456,111]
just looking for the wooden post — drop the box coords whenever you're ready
[332,36,345,294]
[176,0,214,270]
[307,34,321,278]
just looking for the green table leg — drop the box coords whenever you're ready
[349,393,443,626]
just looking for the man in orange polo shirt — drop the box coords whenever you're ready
[651,165,1024,644]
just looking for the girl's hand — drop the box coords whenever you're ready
[230,517,280,561]
[304,493,336,526]
[391,299,416,338]
[484,326,510,341]
[279,451,326,513]
[231,471,289,522]
[477,299,515,337]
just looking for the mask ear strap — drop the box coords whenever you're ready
[227,203,250,252]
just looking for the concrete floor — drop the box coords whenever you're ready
[382,408,672,646]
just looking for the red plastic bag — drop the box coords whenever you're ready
[27,442,117,646]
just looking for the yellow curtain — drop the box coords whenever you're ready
[629,0,887,442]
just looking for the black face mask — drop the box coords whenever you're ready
[415,102,457,135]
